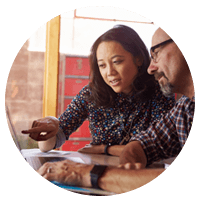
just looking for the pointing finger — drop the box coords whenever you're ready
[21,126,48,134]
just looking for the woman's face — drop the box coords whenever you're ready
[96,41,138,94]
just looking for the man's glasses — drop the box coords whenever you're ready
[150,39,173,63]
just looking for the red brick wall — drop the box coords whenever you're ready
[5,40,44,149]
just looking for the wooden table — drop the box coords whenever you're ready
[20,148,175,195]
[21,148,175,169]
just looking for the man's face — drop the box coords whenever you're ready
[148,28,189,97]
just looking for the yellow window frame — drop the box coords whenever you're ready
[43,16,60,117]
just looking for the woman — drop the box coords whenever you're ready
[22,25,175,156]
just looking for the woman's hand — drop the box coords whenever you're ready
[78,144,105,154]
[21,116,59,141]
[37,160,94,187]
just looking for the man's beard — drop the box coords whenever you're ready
[155,72,174,97]
[160,82,174,97]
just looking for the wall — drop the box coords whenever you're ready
[5,40,44,149]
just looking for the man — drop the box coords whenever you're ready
[37,28,195,194]
[119,28,194,167]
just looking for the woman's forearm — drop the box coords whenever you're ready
[38,135,57,152]
[107,145,125,156]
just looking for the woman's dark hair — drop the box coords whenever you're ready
[88,24,156,107]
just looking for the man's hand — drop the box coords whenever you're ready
[118,162,143,170]
[37,160,94,187]
[21,116,59,141]
[119,141,147,168]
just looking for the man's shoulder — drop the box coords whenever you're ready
[170,95,195,117]
[175,95,194,105]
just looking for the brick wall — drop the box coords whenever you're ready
[5,40,45,149]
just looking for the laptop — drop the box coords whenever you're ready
[5,106,115,195]
[6,106,68,169]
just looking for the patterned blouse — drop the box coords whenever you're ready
[54,84,175,148]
